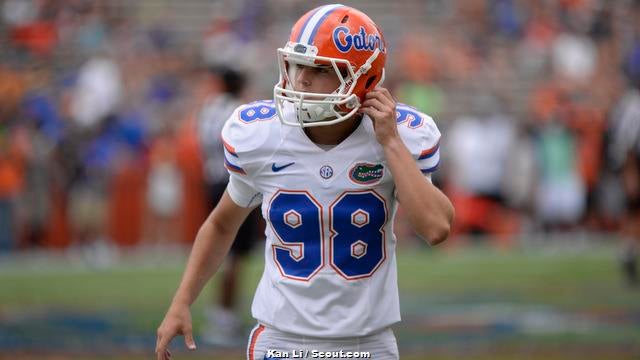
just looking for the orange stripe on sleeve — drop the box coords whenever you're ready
[221,136,238,157]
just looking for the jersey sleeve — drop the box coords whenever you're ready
[396,104,442,176]
[220,101,275,207]
[226,173,262,208]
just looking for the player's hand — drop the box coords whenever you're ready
[156,303,196,360]
[359,87,399,147]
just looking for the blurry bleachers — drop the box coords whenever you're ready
[1,0,640,252]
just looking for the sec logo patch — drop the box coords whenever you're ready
[319,165,334,179]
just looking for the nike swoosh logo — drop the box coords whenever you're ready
[272,162,295,172]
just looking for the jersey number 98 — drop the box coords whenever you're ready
[268,190,387,281]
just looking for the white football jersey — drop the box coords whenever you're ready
[221,100,441,338]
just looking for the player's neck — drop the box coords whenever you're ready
[304,116,362,145]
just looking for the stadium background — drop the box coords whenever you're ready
[1,0,639,359]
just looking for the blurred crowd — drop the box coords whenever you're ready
[1,0,640,255]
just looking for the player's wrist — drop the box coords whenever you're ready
[379,133,404,150]
[171,293,193,309]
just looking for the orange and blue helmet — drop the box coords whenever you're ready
[274,4,387,127]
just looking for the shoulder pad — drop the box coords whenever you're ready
[221,100,280,176]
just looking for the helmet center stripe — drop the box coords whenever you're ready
[299,4,344,45]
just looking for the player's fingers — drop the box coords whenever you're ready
[366,88,396,108]
[184,329,197,350]
[156,346,169,360]
[155,345,164,360]
[362,98,389,113]
[377,87,396,104]
[156,331,172,359]
[363,98,395,122]
[379,92,396,109]
[360,106,385,121]
[366,94,395,113]
[155,333,163,358]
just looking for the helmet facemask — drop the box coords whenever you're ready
[274,41,380,128]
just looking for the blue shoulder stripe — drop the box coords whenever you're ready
[224,155,246,175]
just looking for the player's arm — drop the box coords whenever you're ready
[155,191,255,360]
[361,87,454,246]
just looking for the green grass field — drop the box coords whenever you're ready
[1,242,639,359]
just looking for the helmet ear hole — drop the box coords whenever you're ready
[365,75,377,89]
[341,15,349,23]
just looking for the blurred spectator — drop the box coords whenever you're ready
[503,121,537,228]
[67,118,113,250]
[4,0,57,57]
[2,0,37,26]
[516,1,558,76]
[552,29,597,85]
[534,112,586,230]
[70,56,122,130]
[446,94,520,245]
[0,66,27,122]
[73,2,108,55]
[145,125,183,245]
[490,0,523,39]
[106,110,148,248]
[16,113,53,249]
[0,126,25,252]
[196,65,260,346]
[201,16,259,75]
[448,95,516,197]
[528,82,588,231]
[608,80,640,286]
[625,40,640,86]
[15,66,64,248]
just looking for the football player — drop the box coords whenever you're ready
[156,4,454,359]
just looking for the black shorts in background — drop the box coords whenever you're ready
[207,182,259,257]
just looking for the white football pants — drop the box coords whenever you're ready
[246,323,399,360]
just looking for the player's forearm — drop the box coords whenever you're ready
[170,214,236,307]
[383,137,454,245]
